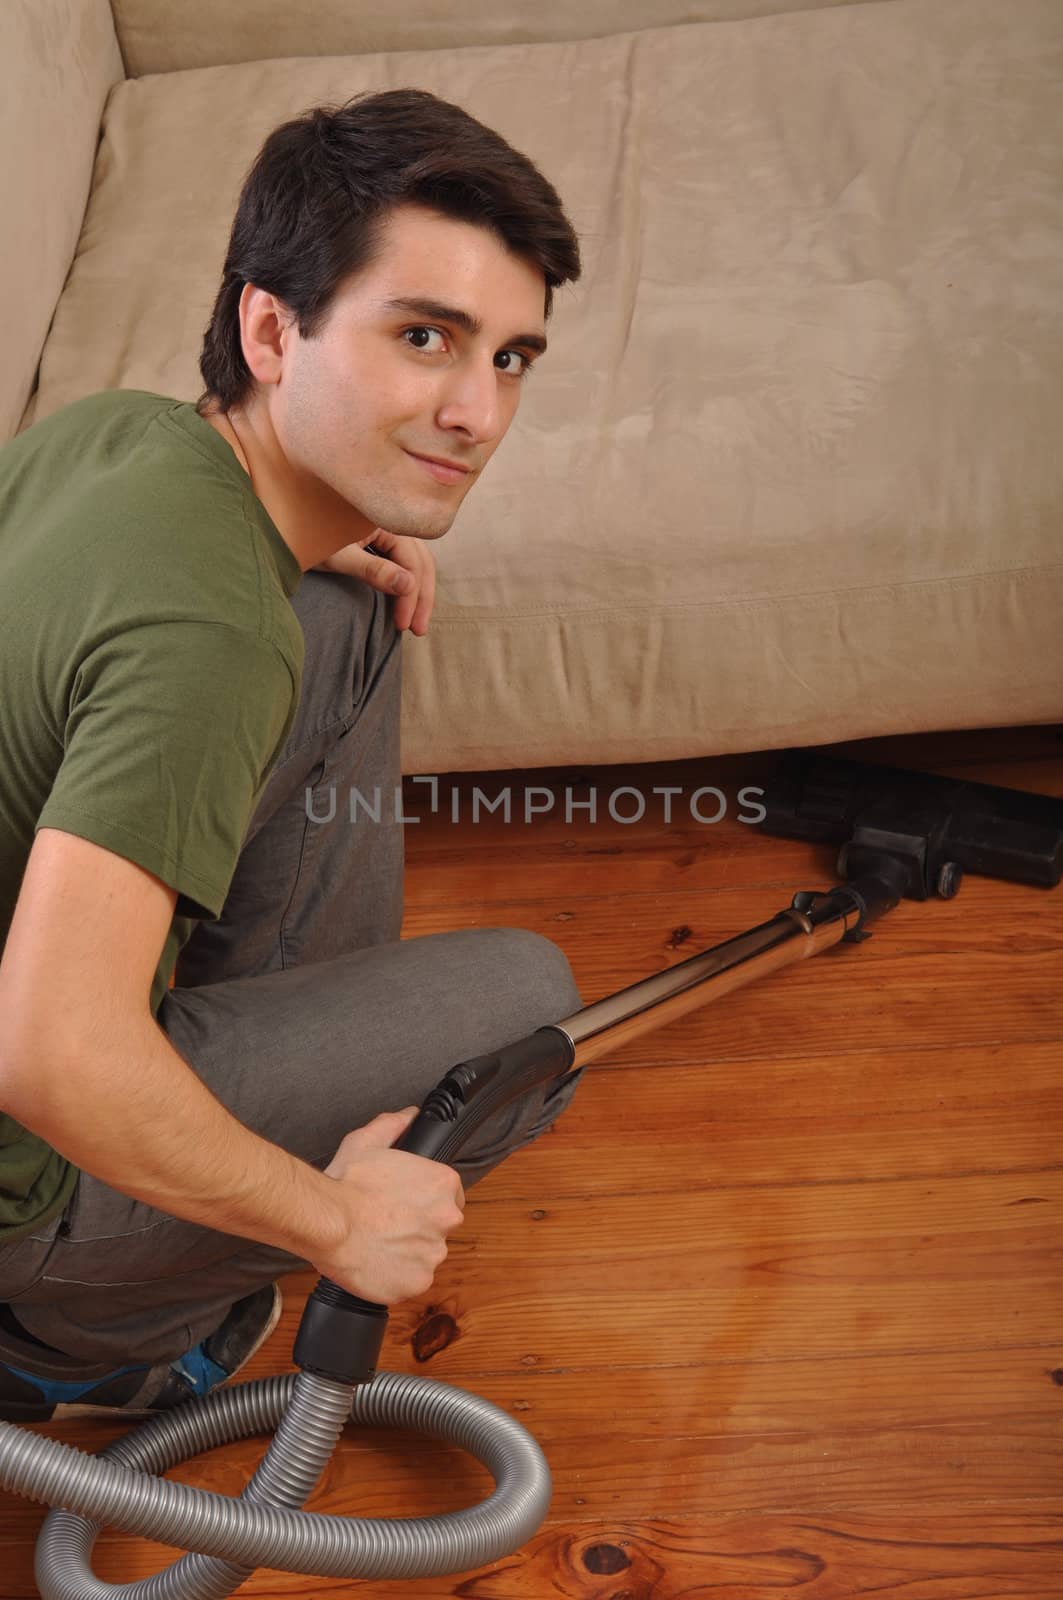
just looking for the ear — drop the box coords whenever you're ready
[238,283,295,388]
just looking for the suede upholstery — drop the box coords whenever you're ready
[0,0,123,443]
[3,0,1061,771]
[107,0,874,76]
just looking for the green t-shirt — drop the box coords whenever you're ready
[0,389,305,1241]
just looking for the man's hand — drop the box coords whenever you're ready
[315,529,436,636]
[318,1108,466,1304]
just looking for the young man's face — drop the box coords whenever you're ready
[260,203,549,541]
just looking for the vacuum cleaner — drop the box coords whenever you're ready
[1,749,1060,1599]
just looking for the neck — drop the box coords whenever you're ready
[201,400,374,571]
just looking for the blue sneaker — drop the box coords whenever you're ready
[0,1285,282,1422]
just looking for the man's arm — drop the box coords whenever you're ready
[0,827,347,1259]
[0,829,463,1304]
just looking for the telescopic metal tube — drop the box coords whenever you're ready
[552,889,865,1069]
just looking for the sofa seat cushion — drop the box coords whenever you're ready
[24,0,1063,770]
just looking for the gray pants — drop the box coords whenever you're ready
[0,574,583,1368]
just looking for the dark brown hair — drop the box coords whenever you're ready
[195,88,581,415]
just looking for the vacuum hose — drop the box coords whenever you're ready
[0,860,901,1598]
[3,1370,552,1597]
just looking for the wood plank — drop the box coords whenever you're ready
[212,1173,1063,1382]
[272,1345,1063,1439]
[17,1343,1060,1470]
[7,1446,1062,1594]
[402,874,1063,1069]
[8,1510,1063,1598]
[463,1039,1063,1199]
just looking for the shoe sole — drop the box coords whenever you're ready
[38,1286,285,1423]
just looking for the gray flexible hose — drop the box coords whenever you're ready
[0,1368,552,1598]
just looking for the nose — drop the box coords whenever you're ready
[434,357,505,446]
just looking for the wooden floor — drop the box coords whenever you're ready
[3,723,1062,1597]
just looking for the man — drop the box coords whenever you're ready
[0,89,583,1421]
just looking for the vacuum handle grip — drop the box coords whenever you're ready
[394,1025,576,1163]
[293,1026,576,1384]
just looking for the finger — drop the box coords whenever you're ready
[368,533,431,634]
[410,549,436,637]
[335,544,415,599]
[343,1106,419,1150]
[347,536,417,601]
[392,544,426,633]
[373,554,415,600]
[393,566,421,632]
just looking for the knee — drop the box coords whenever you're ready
[480,927,582,1029]
[292,568,399,714]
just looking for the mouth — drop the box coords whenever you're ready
[403,449,473,486]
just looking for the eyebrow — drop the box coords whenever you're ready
[379,296,548,357]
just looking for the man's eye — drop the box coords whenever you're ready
[404,327,447,353]
[495,350,533,378]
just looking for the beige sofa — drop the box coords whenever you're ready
[4,0,1061,774]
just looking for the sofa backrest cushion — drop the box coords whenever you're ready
[23,0,1063,766]
[0,0,124,443]
[109,0,879,77]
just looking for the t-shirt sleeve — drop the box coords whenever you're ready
[36,620,298,921]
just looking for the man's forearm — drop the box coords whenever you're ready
[1,1013,346,1263]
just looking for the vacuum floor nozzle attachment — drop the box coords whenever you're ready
[760,750,1063,894]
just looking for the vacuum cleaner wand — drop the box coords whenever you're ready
[296,847,899,1379]
[296,752,1063,1386]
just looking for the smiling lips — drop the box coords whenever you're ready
[404,449,473,485]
